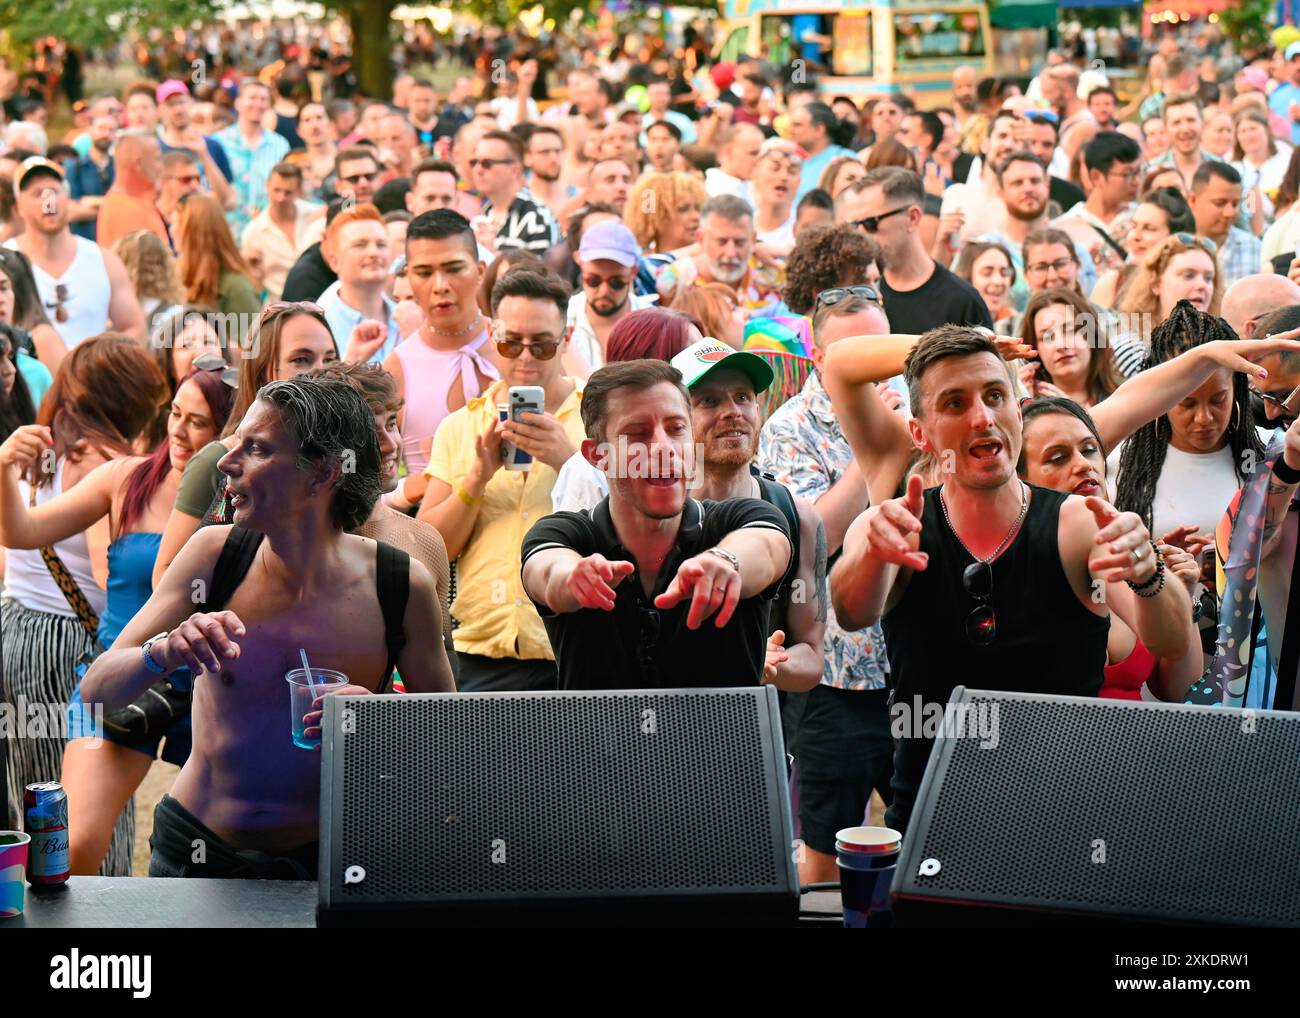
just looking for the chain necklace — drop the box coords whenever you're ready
[939,480,1029,564]
[432,313,484,339]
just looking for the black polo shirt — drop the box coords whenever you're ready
[521,497,792,691]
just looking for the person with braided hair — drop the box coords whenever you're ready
[1110,300,1270,549]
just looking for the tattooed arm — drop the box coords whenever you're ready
[1262,416,1300,560]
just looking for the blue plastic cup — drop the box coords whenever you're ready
[285,668,348,749]
[836,826,901,929]
[0,831,31,918]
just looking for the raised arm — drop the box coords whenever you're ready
[0,426,121,549]
[1091,336,1300,454]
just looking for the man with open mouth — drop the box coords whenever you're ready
[831,325,1188,834]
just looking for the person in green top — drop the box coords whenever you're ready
[175,193,263,350]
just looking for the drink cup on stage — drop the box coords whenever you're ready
[836,825,901,929]
[285,668,348,749]
[0,832,31,918]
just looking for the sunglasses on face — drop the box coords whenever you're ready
[852,206,910,234]
[1023,110,1060,125]
[1026,258,1074,276]
[818,285,881,306]
[962,560,997,646]
[1174,232,1218,255]
[192,353,239,387]
[582,274,629,292]
[341,171,379,185]
[469,158,518,170]
[45,283,69,324]
[496,338,562,360]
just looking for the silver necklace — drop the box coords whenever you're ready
[939,480,1028,564]
[433,313,484,339]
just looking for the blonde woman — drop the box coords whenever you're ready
[114,231,184,324]
[1111,233,1222,376]
[623,171,707,258]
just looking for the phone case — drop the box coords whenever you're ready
[504,386,545,471]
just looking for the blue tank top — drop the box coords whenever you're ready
[97,532,163,649]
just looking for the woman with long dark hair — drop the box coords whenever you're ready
[0,362,235,874]
[0,335,163,846]
[0,323,38,440]
[1112,302,1268,544]
[1019,288,1122,407]
[0,247,65,376]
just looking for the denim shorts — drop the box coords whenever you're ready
[66,673,193,767]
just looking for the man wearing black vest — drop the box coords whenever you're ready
[521,359,792,689]
[831,326,1186,833]
[81,376,454,877]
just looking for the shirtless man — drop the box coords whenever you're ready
[81,376,454,877]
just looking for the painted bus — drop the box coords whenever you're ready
[717,0,996,107]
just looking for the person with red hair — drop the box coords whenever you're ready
[318,202,400,363]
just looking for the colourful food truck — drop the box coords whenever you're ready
[717,0,996,107]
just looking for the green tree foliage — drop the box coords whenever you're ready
[0,0,216,48]
[1217,0,1275,54]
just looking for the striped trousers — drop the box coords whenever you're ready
[1,597,135,876]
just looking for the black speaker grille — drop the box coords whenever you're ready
[905,692,1300,924]
[335,691,783,900]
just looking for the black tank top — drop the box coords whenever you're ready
[881,483,1109,833]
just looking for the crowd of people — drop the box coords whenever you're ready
[4,19,1300,886]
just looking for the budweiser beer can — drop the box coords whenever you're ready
[23,781,70,885]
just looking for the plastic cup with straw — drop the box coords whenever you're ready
[286,647,347,749]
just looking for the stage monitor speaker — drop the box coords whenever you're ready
[317,686,799,926]
[892,687,1300,927]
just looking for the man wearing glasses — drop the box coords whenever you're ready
[419,269,584,692]
[830,326,1183,833]
[1056,132,1141,248]
[214,79,290,236]
[837,167,993,335]
[750,139,803,256]
[471,130,560,257]
[567,221,658,377]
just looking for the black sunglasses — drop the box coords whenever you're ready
[818,285,880,306]
[582,274,629,292]
[469,158,518,170]
[962,560,996,646]
[341,171,379,184]
[851,206,910,234]
[192,353,238,388]
[637,606,661,683]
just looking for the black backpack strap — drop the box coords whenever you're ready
[375,540,410,693]
[756,471,801,592]
[204,527,264,613]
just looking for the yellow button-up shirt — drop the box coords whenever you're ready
[426,378,584,660]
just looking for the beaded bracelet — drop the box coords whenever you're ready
[1126,541,1166,599]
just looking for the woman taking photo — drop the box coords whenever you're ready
[1091,188,1194,310]
[1019,287,1122,407]
[0,362,234,874]
[1111,233,1222,377]
[149,301,339,588]
[175,192,261,322]
[955,240,1016,331]
[0,336,163,844]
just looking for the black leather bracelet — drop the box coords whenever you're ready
[1273,457,1300,485]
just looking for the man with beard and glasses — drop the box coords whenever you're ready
[566,221,659,378]
[520,358,792,690]
[656,194,785,320]
[829,325,1186,833]
[675,337,825,695]
[524,125,570,213]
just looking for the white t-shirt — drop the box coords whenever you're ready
[551,450,609,514]
[757,212,797,251]
[1106,428,1272,539]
